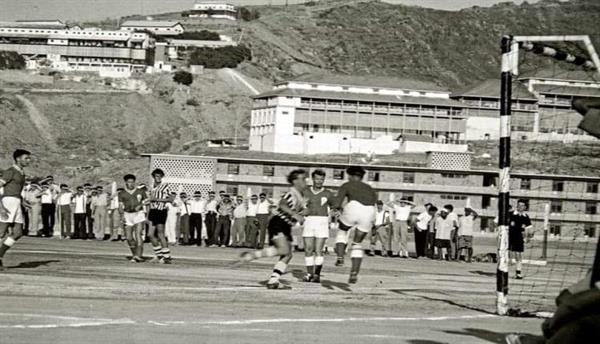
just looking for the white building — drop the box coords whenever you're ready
[188,2,237,21]
[120,20,185,36]
[249,74,469,155]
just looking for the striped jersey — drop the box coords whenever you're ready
[149,182,171,210]
[275,187,306,225]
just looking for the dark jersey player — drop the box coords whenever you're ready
[0,149,32,269]
[238,169,307,289]
[333,166,377,284]
[509,199,532,280]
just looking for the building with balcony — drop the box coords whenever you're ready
[187,2,238,21]
[0,23,153,77]
[120,20,185,36]
[453,70,600,141]
[249,74,469,155]
[144,151,600,239]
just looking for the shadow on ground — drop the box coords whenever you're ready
[391,290,495,315]
[8,260,60,269]
[444,328,544,344]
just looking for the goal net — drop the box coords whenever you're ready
[497,35,600,316]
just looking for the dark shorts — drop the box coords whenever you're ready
[458,235,473,249]
[148,209,168,226]
[509,236,524,252]
[267,216,293,243]
[435,239,451,249]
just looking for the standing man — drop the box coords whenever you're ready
[445,204,460,260]
[414,203,436,259]
[108,187,123,241]
[72,186,87,240]
[165,191,180,246]
[92,186,109,240]
[57,184,73,239]
[178,192,191,246]
[245,194,260,248]
[390,197,415,258]
[214,194,234,247]
[301,169,335,283]
[458,207,478,263]
[333,166,377,284]
[188,191,205,246]
[118,174,147,262]
[23,181,42,237]
[232,195,247,248]
[434,206,454,260]
[509,199,532,279]
[147,169,173,264]
[40,183,55,237]
[83,184,95,239]
[256,192,272,249]
[367,200,391,257]
[204,191,218,247]
[0,149,32,268]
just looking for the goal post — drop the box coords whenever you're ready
[496,34,600,315]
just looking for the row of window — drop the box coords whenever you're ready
[227,164,386,182]
[440,194,469,200]
[550,223,597,237]
[520,179,599,193]
[550,200,598,215]
[0,28,145,38]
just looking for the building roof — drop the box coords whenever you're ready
[120,20,182,28]
[452,79,537,101]
[533,84,600,97]
[0,21,67,29]
[279,74,449,93]
[253,87,465,108]
[519,68,600,83]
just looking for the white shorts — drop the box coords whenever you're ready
[0,197,23,224]
[339,201,376,233]
[302,216,330,238]
[123,211,146,227]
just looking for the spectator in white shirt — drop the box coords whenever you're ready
[245,194,260,248]
[390,197,415,258]
[189,191,206,246]
[165,192,180,245]
[232,196,247,248]
[205,191,218,246]
[435,206,454,260]
[72,186,87,239]
[458,207,478,263]
[414,203,436,259]
[57,184,73,239]
[444,204,459,260]
[178,193,191,245]
[22,181,43,236]
[367,200,391,257]
[256,193,273,249]
[92,186,109,240]
[108,188,123,241]
[40,183,56,237]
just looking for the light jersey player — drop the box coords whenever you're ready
[239,169,308,289]
[301,169,335,283]
[333,166,377,284]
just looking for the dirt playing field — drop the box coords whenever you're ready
[1,236,589,344]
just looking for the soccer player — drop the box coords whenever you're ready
[0,149,32,269]
[147,169,173,264]
[458,207,478,262]
[118,174,147,262]
[301,169,335,283]
[333,166,377,284]
[239,169,307,290]
[509,199,532,279]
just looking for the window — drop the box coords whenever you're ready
[550,222,562,236]
[552,180,564,192]
[403,172,415,184]
[441,194,467,200]
[585,202,597,215]
[441,173,468,179]
[584,223,596,238]
[226,185,238,196]
[550,200,562,213]
[520,178,531,190]
[333,169,345,180]
[227,163,239,175]
[367,171,380,182]
[282,111,289,115]
[263,165,275,177]
[587,182,599,193]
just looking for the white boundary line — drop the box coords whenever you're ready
[0,313,134,329]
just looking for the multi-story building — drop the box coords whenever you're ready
[453,70,600,141]
[145,151,600,239]
[120,20,185,36]
[187,2,238,21]
[249,74,468,155]
[0,23,153,77]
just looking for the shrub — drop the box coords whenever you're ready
[0,51,25,70]
[189,45,252,69]
[176,30,220,41]
[239,7,260,21]
[173,71,194,86]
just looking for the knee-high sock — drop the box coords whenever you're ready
[271,260,287,279]
[128,244,137,257]
[335,231,348,258]
[153,246,163,258]
[0,237,16,258]
[315,256,324,275]
[161,248,171,259]
[136,243,144,258]
[516,261,522,274]
[305,256,315,275]
[350,243,363,274]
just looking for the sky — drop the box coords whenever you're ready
[0,0,551,21]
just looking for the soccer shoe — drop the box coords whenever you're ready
[516,274,524,280]
[335,257,344,266]
[0,259,4,271]
[302,273,313,282]
[149,257,162,263]
[266,277,280,289]
[348,272,358,284]
[365,250,375,257]
[312,275,321,283]
[160,257,172,264]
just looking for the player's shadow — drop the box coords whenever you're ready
[443,328,544,344]
[406,340,448,344]
[290,269,352,292]
[390,290,495,315]
[8,260,60,269]
[470,270,496,277]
